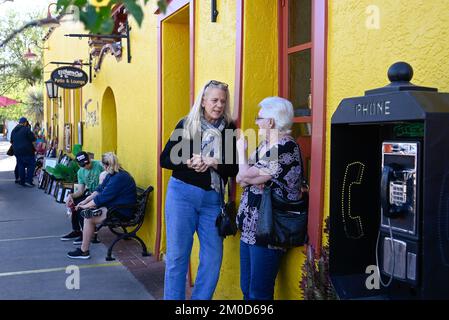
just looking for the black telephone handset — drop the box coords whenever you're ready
[381,163,413,218]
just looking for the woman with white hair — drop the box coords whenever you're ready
[67,152,137,259]
[236,96,304,300]
[160,80,239,300]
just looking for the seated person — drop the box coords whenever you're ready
[60,151,104,243]
[67,152,137,259]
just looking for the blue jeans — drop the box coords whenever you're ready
[240,240,284,300]
[164,177,223,300]
[16,155,36,184]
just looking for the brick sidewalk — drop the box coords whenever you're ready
[96,228,192,300]
[96,228,164,299]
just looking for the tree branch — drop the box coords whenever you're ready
[0,14,63,49]
[0,63,18,70]
[0,78,24,96]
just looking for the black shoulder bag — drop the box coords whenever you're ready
[215,177,238,238]
[256,152,309,248]
[7,145,14,156]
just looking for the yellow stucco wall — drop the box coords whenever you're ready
[190,0,238,299]
[42,0,449,300]
[44,2,160,252]
[160,3,191,257]
[101,87,117,154]
[324,0,449,249]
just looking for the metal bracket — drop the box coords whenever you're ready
[211,0,219,22]
[64,20,131,63]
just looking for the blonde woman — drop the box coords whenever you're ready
[67,152,137,259]
[160,80,239,300]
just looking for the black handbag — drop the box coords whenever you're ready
[215,177,238,238]
[256,184,308,248]
[255,185,274,243]
[255,148,309,248]
[272,188,308,247]
[7,145,14,156]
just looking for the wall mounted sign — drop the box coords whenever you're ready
[51,66,88,89]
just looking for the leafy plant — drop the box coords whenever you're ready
[46,160,80,183]
[300,217,338,300]
[24,87,44,124]
[16,64,42,87]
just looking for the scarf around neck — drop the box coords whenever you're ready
[200,114,226,193]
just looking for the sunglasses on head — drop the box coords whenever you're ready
[205,80,228,89]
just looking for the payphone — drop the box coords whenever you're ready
[329,62,449,299]
[379,141,419,284]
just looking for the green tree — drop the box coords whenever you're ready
[0,11,44,122]
[24,86,44,124]
[56,0,168,34]
[0,0,169,122]
[0,1,169,49]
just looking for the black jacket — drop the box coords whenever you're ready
[11,125,36,157]
[160,118,239,190]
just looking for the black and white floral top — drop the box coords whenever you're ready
[237,135,303,247]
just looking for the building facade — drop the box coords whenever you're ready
[43,0,449,299]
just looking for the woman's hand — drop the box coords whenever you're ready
[189,154,209,172]
[236,173,249,188]
[201,156,218,170]
[76,200,96,211]
[189,154,219,172]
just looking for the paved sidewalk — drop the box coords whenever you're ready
[0,135,157,300]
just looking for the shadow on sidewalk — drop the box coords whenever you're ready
[96,229,193,300]
[96,229,166,300]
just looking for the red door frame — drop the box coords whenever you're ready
[156,0,195,261]
[279,0,328,253]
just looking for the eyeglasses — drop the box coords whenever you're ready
[255,116,271,123]
[102,161,108,167]
[205,80,228,89]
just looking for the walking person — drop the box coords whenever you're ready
[160,80,238,300]
[236,97,304,300]
[10,117,36,187]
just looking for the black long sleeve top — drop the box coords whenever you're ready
[160,118,239,190]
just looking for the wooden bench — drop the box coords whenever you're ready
[96,186,154,261]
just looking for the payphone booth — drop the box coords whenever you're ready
[329,62,449,299]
